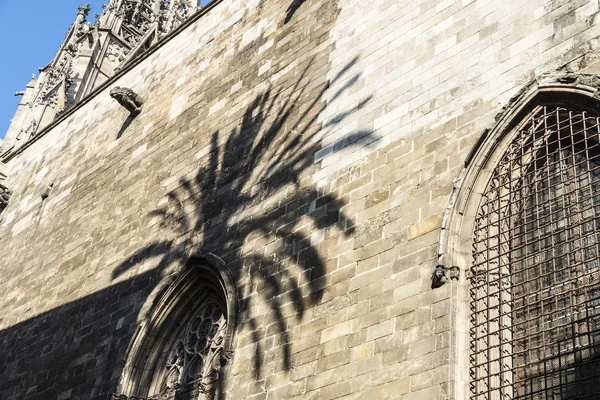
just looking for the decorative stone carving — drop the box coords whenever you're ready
[75,4,92,37]
[0,183,12,212]
[26,119,38,138]
[102,0,118,13]
[65,43,79,57]
[431,265,460,288]
[105,0,200,54]
[161,0,197,32]
[155,301,228,399]
[448,266,460,281]
[109,395,147,400]
[110,87,144,114]
[106,41,127,63]
[38,57,73,110]
[431,265,447,289]
[16,120,37,145]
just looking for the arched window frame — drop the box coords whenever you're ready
[115,254,238,400]
[438,74,600,399]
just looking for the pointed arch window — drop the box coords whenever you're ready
[113,256,237,400]
[470,105,600,399]
[158,299,228,398]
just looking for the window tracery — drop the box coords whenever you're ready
[112,257,237,400]
[157,301,229,399]
[470,105,600,399]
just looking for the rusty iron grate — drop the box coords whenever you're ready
[470,106,600,399]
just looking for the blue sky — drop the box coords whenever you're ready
[0,1,105,139]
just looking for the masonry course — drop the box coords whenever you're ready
[1,0,600,399]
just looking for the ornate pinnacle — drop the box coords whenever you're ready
[78,3,92,15]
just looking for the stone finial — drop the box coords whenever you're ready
[0,183,12,212]
[75,4,92,37]
[78,3,92,16]
[110,87,144,114]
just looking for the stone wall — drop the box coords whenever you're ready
[1,0,600,399]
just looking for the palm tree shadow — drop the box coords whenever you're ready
[111,55,374,382]
[285,0,307,23]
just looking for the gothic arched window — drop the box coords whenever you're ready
[114,256,237,400]
[470,105,600,399]
[159,299,228,398]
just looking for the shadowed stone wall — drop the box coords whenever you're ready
[2,0,600,399]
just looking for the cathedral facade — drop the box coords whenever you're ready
[2,0,600,399]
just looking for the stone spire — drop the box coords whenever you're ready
[2,1,202,160]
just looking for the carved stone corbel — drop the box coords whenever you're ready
[431,265,460,289]
[431,265,447,289]
[110,86,144,114]
[448,266,460,281]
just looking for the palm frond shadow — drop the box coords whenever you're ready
[285,0,307,24]
[111,56,374,379]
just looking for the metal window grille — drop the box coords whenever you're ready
[470,106,600,399]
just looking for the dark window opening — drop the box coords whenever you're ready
[471,106,600,399]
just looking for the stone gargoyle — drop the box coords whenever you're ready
[0,183,12,211]
[110,86,144,114]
